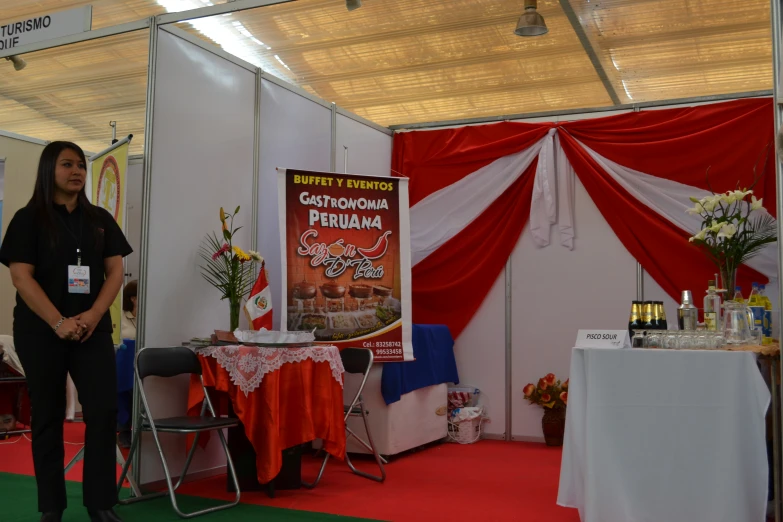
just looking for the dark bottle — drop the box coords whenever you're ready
[642,301,655,329]
[654,301,668,330]
[628,301,644,334]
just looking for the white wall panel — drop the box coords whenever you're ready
[335,114,392,177]
[257,79,332,330]
[510,177,638,440]
[453,270,507,436]
[140,28,256,484]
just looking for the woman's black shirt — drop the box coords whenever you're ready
[0,203,133,335]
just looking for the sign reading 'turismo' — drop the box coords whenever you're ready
[0,6,92,54]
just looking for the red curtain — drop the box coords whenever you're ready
[392,121,552,205]
[562,98,777,217]
[392,122,550,337]
[558,130,767,307]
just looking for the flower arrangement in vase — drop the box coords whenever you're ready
[686,188,776,293]
[198,206,263,331]
[523,373,568,446]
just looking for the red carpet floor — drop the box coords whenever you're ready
[0,423,580,522]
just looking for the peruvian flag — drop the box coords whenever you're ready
[245,264,273,331]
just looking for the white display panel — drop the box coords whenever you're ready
[335,114,392,177]
[510,177,638,440]
[140,28,256,484]
[452,270,507,436]
[257,79,332,330]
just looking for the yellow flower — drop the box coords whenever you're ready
[233,246,251,262]
[220,207,226,223]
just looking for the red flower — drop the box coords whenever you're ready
[541,393,552,403]
[212,243,230,260]
[562,378,569,390]
[544,373,556,386]
[560,392,568,405]
[538,378,548,391]
[523,384,535,397]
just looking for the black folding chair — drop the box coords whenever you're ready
[117,347,241,518]
[303,347,386,488]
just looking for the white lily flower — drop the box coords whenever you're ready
[717,223,737,240]
[248,250,264,262]
[751,195,763,211]
[703,198,718,212]
[686,202,705,215]
[689,228,709,242]
[710,222,723,233]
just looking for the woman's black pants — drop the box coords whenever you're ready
[15,330,118,513]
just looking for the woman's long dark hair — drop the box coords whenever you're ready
[29,141,99,245]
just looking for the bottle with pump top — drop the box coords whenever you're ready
[703,280,721,331]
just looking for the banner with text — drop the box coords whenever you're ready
[90,137,130,346]
[278,169,413,362]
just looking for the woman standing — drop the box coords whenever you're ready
[0,141,131,522]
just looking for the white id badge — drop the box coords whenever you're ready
[68,265,90,294]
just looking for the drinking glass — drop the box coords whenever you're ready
[679,332,696,350]
[645,331,662,349]
[663,331,680,349]
[723,302,751,344]
[749,329,763,345]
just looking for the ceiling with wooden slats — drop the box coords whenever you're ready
[0,0,773,154]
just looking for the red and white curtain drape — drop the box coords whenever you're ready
[392,98,778,338]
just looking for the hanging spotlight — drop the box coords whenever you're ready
[5,55,26,71]
[346,0,362,11]
[515,0,548,37]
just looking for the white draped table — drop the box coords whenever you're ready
[558,347,771,522]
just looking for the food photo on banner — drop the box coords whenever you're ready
[277,168,413,361]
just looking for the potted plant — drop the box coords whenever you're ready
[198,206,262,331]
[523,373,568,446]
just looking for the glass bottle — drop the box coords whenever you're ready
[733,286,744,303]
[643,301,655,329]
[760,284,773,345]
[655,301,668,330]
[703,280,721,331]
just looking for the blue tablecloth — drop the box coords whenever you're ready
[381,324,459,405]
[116,339,135,425]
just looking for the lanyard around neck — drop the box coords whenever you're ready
[56,209,84,266]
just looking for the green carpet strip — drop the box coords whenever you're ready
[0,473,377,522]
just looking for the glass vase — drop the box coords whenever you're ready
[719,265,737,297]
[229,298,241,332]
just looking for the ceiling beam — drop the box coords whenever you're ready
[293,44,585,85]
[558,0,621,105]
[389,90,773,130]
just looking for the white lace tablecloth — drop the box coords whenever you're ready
[196,345,344,396]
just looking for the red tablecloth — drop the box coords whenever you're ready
[187,353,346,484]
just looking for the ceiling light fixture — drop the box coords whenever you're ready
[515,0,548,37]
[346,0,362,11]
[5,55,26,71]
